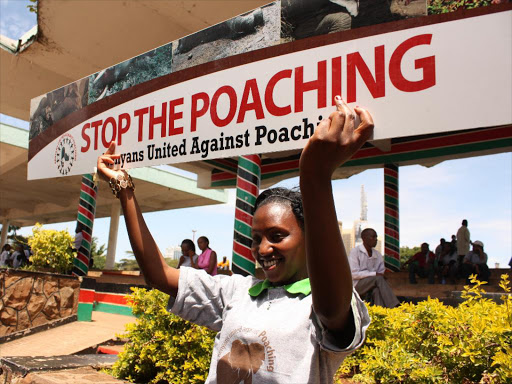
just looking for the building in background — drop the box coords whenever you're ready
[339,185,383,255]
[165,246,182,260]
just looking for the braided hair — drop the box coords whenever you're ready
[254,187,304,230]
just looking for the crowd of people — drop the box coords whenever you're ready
[346,219,495,309]
[0,243,31,269]
[402,219,490,285]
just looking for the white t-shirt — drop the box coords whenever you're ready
[169,267,370,384]
[179,254,198,268]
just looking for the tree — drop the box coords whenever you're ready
[0,224,28,245]
[89,237,107,270]
[116,250,140,271]
[399,246,421,265]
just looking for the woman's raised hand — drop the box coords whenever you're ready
[299,96,374,180]
[97,141,123,182]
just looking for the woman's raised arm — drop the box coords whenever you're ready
[299,96,374,336]
[97,142,179,296]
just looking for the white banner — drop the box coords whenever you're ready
[28,11,512,180]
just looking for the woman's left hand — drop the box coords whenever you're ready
[299,96,374,180]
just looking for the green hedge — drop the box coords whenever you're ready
[112,275,512,383]
[111,288,215,384]
[337,275,512,383]
[26,223,75,274]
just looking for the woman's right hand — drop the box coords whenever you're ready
[97,142,122,182]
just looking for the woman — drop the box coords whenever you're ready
[197,236,218,276]
[97,96,373,383]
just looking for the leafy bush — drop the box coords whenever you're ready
[428,0,493,15]
[113,276,511,383]
[111,288,215,384]
[26,223,75,274]
[337,275,512,383]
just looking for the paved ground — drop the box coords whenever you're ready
[0,312,134,357]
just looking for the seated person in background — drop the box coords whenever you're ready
[177,239,199,269]
[349,228,400,308]
[196,236,218,276]
[462,240,490,283]
[12,244,29,269]
[450,235,457,255]
[438,242,458,284]
[403,243,436,284]
[0,244,12,268]
[435,238,446,260]
[217,256,230,270]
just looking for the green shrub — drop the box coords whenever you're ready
[26,223,75,274]
[111,287,215,384]
[337,274,512,383]
[113,276,512,383]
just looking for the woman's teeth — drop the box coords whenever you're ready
[263,259,278,268]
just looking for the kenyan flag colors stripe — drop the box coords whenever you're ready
[72,174,98,277]
[232,155,261,276]
[384,164,400,272]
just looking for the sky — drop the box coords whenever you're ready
[0,0,36,40]
[1,0,511,269]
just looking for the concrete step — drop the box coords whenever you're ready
[0,355,117,377]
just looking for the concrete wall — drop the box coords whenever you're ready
[0,269,79,340]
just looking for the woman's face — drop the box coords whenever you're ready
[251,202,307,285]
[197,238,208,251]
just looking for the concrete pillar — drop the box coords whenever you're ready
[106,201,121,270]
[1,218,9,249]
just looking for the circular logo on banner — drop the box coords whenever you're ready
[54,134,77,175]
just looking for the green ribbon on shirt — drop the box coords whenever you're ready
[248,278,311,297]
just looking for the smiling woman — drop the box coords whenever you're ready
[94,96,373,383]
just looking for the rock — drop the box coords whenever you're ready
[42,294,60,319]
[3,277,33,310]
[31,312,48,327]
[0,306,17,326]
[17,309,31,330]
[59,277,79,290]
[73,289,80,312]
[44,280,58,297]
[4,274,20,288]
[0,325,16,336]
[27,293,47,320]
[60,287,75,308]
[33,277,45,294]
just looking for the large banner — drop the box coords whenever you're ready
[28,2,511,180]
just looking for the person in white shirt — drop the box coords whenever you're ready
[0,244,12,267]
[349,228,399,308]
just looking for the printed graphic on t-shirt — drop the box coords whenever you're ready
[217,340,264,383]
[217,326,277,381]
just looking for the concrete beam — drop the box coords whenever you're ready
[106,202,121,270]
